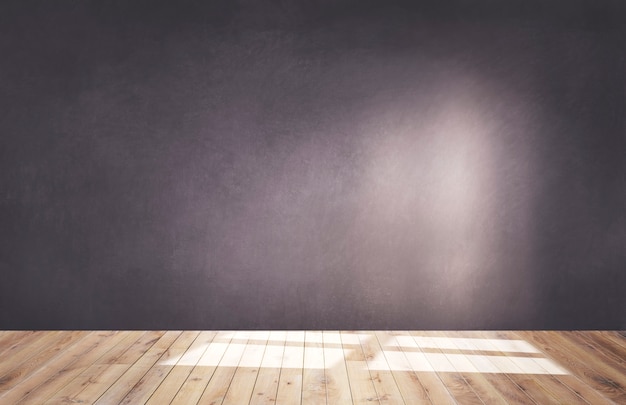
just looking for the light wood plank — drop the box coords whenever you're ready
[72,364,131,404]
[0,331,63,378]
[464,332,556,404]
[361,331,406,404]
[170,331,230,405]
[195,331,253,404]
[440,331,509,405]
[474,331,583,405]
[0,330,624,405]
[118,331,199,404]
[323,330,353,404]
[0,331,89,394]
[301,330,327,404]
[0,331,42,359]
[0,331,31,353]
[1,331,120,404]
[410,332,483,405]
[93,331,181,405]
[223,331,270,405]
[373,331,431,405]
[249,330,286,405]
[71,332,156,404]
[42,331,145,404]
[115,331,167,365]
[392,332,456,405]
[275,330,305,405]
[145,331,217,405]
[341,331,380,404]
[93,331,146,365]
[448,330,544,405]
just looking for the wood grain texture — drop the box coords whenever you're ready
[515,331,625,404]
[249,330,285,404]
[341,331,380,404]
[275,331,305,405]
[0,330,624,404]
[323,331,353,404]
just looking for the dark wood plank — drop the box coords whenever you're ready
[516,331,625,404]
[568,331,626,375]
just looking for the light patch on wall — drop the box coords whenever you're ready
[358,78,499,304]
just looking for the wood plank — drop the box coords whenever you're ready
[0,331,41,359]
[115,331,167,365]
[170,331,232,404]
[502,331,613,405]
[373,331,430,405]
[70,364,130,404]
[581,331,626,368]
[0,330,40,358]
[546,331,626,386]
[42,363,111,404]
[606,331,626,350]
[467,332,556,404]
[410,331,482,405]
[146,366,196,404]
[275,331,305,405]
[0,331,88,393]
[118,331,199,404]
[515,331,625,404]
[0,331,54,373]
[362,331,406,404]
[35,327,137,405]
[481,331,584,404]
[91,331,146,365]
[560,331,626,379]
[222,331,270,405]
[0,330,624,404]
[42,331,144,404]
[441,331,511,405]
[433,372,482,405]
[195,331,253,404]
[93,331,181,405]
[341,331,380,404]
[459,330,555,405]
[323,330,353,404]
[145,331,217,405]
[301,330,327,404]
[249,330,286,405]
[0,331,119,404]
[70,332,156,404]
[38,332,153,403]
[392,332,456,405]
[474,331,585,405]
[0,331,31,353]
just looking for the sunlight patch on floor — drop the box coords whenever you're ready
[159,331,568,375]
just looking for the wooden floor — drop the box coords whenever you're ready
[0,331,624,404]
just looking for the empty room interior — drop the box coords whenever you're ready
[0,0,624,404]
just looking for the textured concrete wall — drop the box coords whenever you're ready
[1,0,624,329]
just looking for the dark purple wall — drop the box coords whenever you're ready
[1,0,624,329]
